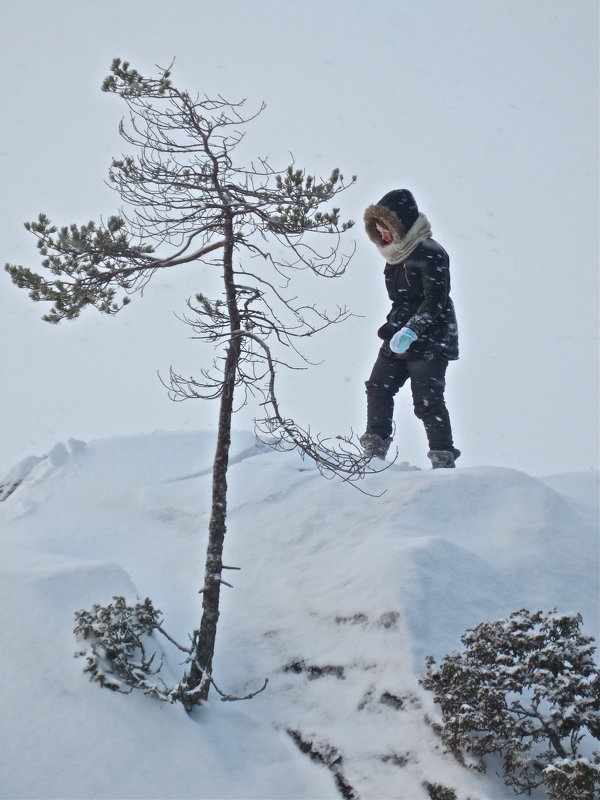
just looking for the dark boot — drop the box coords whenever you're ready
[360,432,393,460]
[428,447,461,469]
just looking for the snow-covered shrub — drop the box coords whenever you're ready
[74,596,266,705]
[74,596,175,700]
[420,609,600,799]
[543,756,600,800]
[422,781,457,800]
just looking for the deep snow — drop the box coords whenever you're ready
[0,430,598,799]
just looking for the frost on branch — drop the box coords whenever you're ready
[420,609,600,799]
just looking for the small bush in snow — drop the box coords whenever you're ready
[74,596,267,705]
[420,609,600,799]
[74,596,175,700]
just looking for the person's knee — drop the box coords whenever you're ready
[412,398,428,420]
[365,377,397,396]
[413,393,446,420]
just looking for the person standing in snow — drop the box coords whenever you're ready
[360,189,460,468]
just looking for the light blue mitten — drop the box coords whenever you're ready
[389,327,417,354]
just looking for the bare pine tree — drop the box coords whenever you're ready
[5,59,378,708]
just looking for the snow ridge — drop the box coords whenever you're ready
[0,431,597,799]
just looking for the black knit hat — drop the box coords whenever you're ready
[377,189,419,230]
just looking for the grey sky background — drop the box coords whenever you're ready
[1,0,598,476]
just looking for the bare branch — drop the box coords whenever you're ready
[156,625,192,654]
[210,677,269,703]
[228,330,390,488]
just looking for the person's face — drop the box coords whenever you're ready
[375,222,393,244]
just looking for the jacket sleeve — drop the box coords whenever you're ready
[405,252,449,336]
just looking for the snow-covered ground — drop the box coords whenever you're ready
[0,430,598,799]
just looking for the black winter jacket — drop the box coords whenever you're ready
[378,237,459,361]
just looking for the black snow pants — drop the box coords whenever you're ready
[365,346,455,451]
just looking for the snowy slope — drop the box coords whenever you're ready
[0,431,598,799]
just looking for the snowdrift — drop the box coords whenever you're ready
[0,431,597,799]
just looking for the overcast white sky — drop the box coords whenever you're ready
[1,0,598,476]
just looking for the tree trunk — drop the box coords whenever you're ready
[182,217,241,707]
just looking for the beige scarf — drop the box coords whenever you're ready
[375,213,432,264]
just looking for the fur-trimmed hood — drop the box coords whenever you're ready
[364,203,408,245]
[364,207,432,265]
[364,188,420,243]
